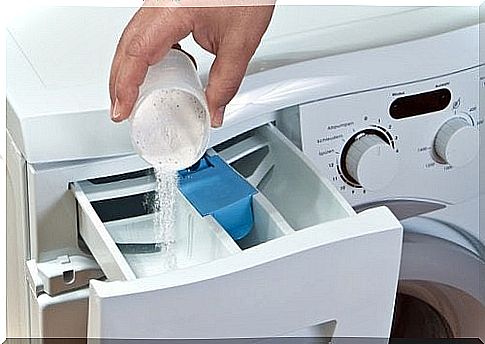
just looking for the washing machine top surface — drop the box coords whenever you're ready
[6,5,479,163]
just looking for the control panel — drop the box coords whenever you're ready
[299,67,481,206]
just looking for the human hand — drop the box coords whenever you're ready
[109,2,275,127]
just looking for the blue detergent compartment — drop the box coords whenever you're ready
[178,155,258,240]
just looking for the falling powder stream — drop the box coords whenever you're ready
[153,167,178,270]
[130,89,209,271]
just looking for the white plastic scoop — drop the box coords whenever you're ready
[129,49,210,171]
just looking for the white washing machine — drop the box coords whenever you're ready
[6,5,483,341]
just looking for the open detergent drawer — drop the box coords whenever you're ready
[73,180,240,280]
[72,124,403,339]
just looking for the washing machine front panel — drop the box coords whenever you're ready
[300,66,481,209]
[296,37,483,340]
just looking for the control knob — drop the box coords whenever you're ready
[343,132,399,191]
[433,117,478,167]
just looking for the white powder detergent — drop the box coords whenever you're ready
[152,168,178,269]
[130,88,210,270]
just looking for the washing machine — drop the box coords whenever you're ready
[6,4,483,341]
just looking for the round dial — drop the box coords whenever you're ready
[342,131,399,191]
[433,117,478,167]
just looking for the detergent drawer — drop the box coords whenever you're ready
[72,176,241,281]
[71,124,403,338]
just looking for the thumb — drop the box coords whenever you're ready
[205,44,253,128]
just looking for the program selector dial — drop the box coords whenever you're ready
[433,117,478,167]
[342,131,399,191]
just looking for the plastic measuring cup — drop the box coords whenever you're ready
[129,49,210,171]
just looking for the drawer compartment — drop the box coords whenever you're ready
[73,124,356,282]
[216,124,355,230]
[72,179,241,281]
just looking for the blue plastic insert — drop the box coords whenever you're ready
[178,155,258,240]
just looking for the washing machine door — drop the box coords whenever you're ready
[396,216,485,339]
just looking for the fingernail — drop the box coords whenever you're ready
[111,98,121,121]
[212,106,225,128]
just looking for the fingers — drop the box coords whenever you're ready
[109,7,190,122]
[111,56,149,122]
[205,41,255,128]
[109,9,145,110]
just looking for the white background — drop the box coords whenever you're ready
[1,0,483,342]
